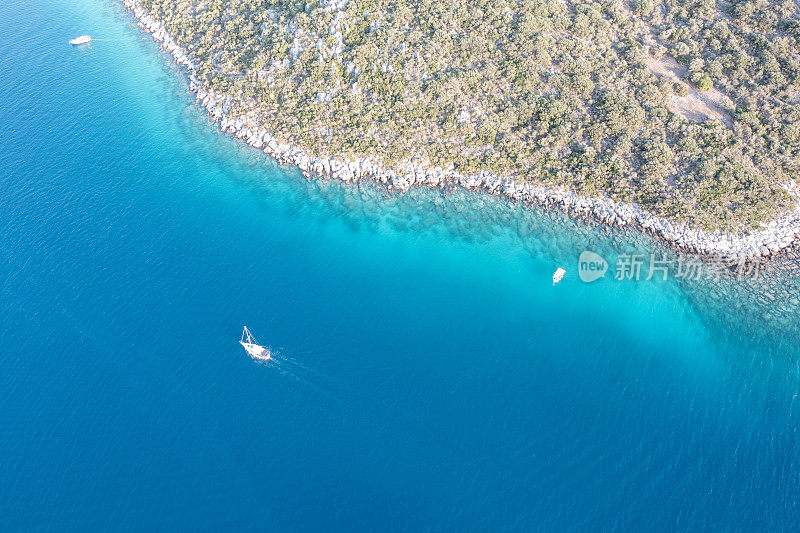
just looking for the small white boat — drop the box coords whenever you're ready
[69,35,92,45]
[553,267,566,285]
[240,326,270,361]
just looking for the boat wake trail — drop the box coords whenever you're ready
[263,349,346,403]
[268,350,324,382]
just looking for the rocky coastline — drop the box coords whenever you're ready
[122,0,800,264]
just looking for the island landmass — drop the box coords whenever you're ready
[121,0,800,261]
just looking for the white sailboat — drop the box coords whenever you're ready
[240,326,270,361]
[69,35,92,45]
[552,267,566,285]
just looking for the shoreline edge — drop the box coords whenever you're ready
[121,0,800,264]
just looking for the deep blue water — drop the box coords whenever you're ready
[1,0,799,530]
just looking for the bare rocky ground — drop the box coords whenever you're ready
[646,55,734,128]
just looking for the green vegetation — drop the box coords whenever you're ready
[697,75,713,91]
[139,0,799,231]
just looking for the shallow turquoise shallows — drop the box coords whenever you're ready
[1,0,799,530]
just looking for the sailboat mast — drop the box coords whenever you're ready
[242,326,256,345]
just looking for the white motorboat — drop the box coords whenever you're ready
[552,267,566,285]
[69,35,92,45]
[240,326,270,361]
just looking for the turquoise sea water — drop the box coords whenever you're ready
[1,0,800,530]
